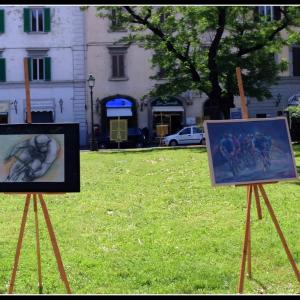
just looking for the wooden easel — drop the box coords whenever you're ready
[235,67,300,293]
[6,58,72,294]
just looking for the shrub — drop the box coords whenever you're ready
[287,105,300,141]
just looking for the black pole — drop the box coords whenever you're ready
[90,87,97,151]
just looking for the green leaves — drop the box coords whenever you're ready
[94,6,300,114]
[287,104,300,119]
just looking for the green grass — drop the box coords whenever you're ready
[1,145,300,294]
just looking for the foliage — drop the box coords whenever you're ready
[92,6,300,117]
[0,148,300,294]
[287,105,300,141]
[287,105,300,120]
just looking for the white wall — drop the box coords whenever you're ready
[0,5,87,146]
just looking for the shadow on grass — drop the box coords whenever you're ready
[279,166,300,186]
[93,146,207,155]
[249,277,268,294]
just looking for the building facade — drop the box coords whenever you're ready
[0,6,87,146]
[85,6,300,144]
[1,5,299,148]
[85,6,212,143]
[246,6,300,118]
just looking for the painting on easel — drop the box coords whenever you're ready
[204,117,298,186]
[0,123,80,192]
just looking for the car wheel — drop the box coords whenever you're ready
[200,138,206,145]
[169,140,178,147]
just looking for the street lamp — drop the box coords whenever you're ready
[275,93,282,107]
[87,74,97,151]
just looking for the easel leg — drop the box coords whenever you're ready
[38,194,72,294]
[258,184,300,284]
[247,187,252,279]
[253,185,262,220]
[33,194,43,294]
[8,193,31,294]
[238,185,252,294]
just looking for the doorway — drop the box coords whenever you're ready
[100,96,137,135]
[153,112,182,136]
[0,113,8,124]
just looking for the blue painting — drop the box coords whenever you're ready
[204,117,298,186]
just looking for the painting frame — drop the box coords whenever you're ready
[204,117,298,187]
[0,123,80,193]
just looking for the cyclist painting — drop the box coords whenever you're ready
[5,135,60,182]
[252,132,272,171]
[219,133,240,176]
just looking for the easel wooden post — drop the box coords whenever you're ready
[235,67,300,293]
[7,58,72,294]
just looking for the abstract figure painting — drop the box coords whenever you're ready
[204,117,298,186]
[0,123,80,192]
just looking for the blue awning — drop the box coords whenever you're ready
[106,98,133,108]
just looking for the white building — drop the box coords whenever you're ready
[0,5,87,146]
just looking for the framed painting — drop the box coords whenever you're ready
[204,117,298,186]
[0,123,80,192]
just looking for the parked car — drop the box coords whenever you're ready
[98,127,146,149]
[162,126,205,146]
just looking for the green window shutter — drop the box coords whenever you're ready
[27,57,32,81]
[44,8,51,32]
[23,8,31,32]
[0,58,6,82]
[0,10,5,33]
[44,57,51,81]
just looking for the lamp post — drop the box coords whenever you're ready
[87,74,97,151]
[276,93,282,107]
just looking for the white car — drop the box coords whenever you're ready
[162,126,205,146]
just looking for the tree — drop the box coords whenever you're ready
[94,6,300,119]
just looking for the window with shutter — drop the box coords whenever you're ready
[44,57,51,81]
[0,58,6,82]
[257,6,280,21]
[23,8,30,32]
[118,55,124,77]
[27,57,32,81]
[108,47,128,80]
[0,9,4,33]
[24,7,51,33]
[44,8,51,32]
[112,55,118,78]
[28,57,51,81]
[110,8,124,31]
[111,54,125,78]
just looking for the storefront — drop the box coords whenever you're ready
[100,96,137,135]
[0,101,10,123]
[149,97,185,138]
[25,99,55,123]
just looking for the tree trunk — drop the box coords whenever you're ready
[220,94,235,119]
[203,94,223,120]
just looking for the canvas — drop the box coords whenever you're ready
[0,123,80,192]
[204,117,298,186]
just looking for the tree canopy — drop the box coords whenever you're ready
[93,6,300,118]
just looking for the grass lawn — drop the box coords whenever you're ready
[0,145,300,294]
